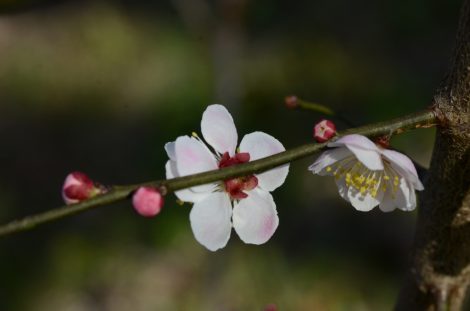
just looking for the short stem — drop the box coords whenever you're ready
[296,97,355,127]
[297,98,336,116]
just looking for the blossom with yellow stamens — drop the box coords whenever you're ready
[309,134,424,212]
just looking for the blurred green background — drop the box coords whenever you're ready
[0,0,461,310]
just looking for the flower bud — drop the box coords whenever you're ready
[132,187,164,217]
[284,95,299,109]
[62,171,101,205]
[313,119,336,142]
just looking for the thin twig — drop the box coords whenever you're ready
[290,96,356,127]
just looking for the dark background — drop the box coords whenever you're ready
[0,0,460,309]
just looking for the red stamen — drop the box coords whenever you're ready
[243,175,258,191]
[219,152,257,200]
[235,152,250,163]
[375,136,390,148]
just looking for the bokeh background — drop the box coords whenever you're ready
[0,0,462,310]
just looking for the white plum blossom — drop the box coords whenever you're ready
[165,104,289,251]
[309,134,424,212]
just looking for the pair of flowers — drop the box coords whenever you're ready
[165,105,424,251]
[63,104,423,251]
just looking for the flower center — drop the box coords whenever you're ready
[218,152,258,200]
[326,157,401,198]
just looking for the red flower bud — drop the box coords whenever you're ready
[313,119,336,142]
[132,187,164,217]
[285,95,299,109]
[62,171,100,205]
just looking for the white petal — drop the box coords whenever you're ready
[346,183,383,212]
[335,178,350,202]
[328,134,383,171]
[175,135,218,174]
[328,134,380,151]
[165,161,209,203]
[232,189,279,245]
[408,182,417,208]
[239,132,289,191]
[165,160,177,179]
[308,147,352,175]
[175,135,219,193]
[378,196,396,212]
[394,179,416,211]
[165,142,176,161]
[379,178,416,212]
[343,145,383,171]
[201,104,238,155]
[189,192,232,251]
[381,149,424,191]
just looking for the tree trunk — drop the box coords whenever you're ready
[396,0,470,310]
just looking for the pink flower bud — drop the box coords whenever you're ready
[313,119,336,142]
[62,171,99,205]
[132,187,164,217]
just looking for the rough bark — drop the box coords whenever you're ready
[396,0,470,310]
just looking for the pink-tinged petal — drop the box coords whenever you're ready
[381,149,424,191]
[175,135,219,193]
[308,147,352,176]
[175,135,218,174]
[240,132,289,191]
[328,135,383,170]
[189,192,232,251]
[164,141,176,161]
[165,161,210,203]
[232,189,279,245]
[201,104,238,155]
[346,184,383,212]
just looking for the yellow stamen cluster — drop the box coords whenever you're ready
[325,157,402,199]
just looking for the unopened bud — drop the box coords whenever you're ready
[62,171,102,205]
[313,119,336,142]
[285,95,299,109]
[132,187,164,217]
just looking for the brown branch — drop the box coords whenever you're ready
[0,110,436,238]
[396,0,470,310]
